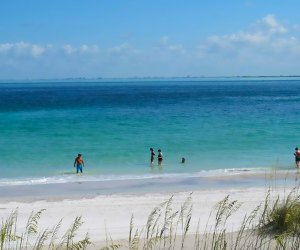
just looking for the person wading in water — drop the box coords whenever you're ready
[150,148,155,165]
[74,153,85,174]
[158,149,163,166]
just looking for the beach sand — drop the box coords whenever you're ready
[0,183,293,248]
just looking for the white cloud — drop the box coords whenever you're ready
[63,44,100,54]
[108,43,130,54]
[192,14,300,76]
[154,36,186,56]
[199,14,300,59]
[0,43,14,53]
[31,45,45,57]
[259,14,287,34]
[79,44,99,53]
[108,43,141,57]
[0,42,46,58]
[1,14,300,79]
[208,32,269,46]
[167,44,186,55]
[63,44,76,54]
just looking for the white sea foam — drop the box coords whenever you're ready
[0,167,276,187]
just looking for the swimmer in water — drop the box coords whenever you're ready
[181,157,185,164]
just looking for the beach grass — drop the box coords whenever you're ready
[0,210,91,250]
[2,188,300,249]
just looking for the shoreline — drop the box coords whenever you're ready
[0,169,299,203]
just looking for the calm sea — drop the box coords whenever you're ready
[0,78,299,186]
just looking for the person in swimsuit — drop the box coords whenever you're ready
[294,147,300,168]
[74,153,85,174]
[150,148,155,164]
[158,149,163,165]
[181,157,185,164]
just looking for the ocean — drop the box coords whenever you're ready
[0,78,300,187]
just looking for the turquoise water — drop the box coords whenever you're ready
[0,78,300,186]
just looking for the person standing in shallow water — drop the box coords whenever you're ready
[150,148,155,164]
[158,149,163,165]
[294,147,300,168]
[74,153,85,174]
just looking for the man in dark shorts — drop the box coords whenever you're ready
[294,147,300,168]
[74,153,85,174]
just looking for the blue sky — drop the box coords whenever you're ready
[1,0,300,79]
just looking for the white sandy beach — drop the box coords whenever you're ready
[1,171,299,248]
[0,185,292,246]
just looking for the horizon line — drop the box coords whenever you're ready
[1,75,300,82]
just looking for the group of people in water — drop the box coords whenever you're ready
[150,148,163,165]
[73,149,165,174]
[74,147,300,174]
[73,149,185,174]
[150,148,185,166]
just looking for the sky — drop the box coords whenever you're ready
[1,0,300,79]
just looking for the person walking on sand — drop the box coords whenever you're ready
[150,148,155,164]
[294,147,300,168]
[158,149,163,165]
[74,153,85,174]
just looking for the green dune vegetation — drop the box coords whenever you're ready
[1,188,300,250]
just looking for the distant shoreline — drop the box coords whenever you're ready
[1,75,300,82]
